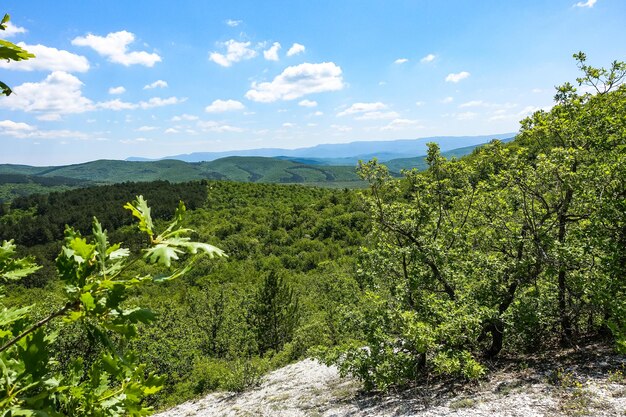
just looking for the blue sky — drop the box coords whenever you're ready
[0,0,624,165]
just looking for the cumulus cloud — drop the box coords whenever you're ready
[226,19,242,27]
[72,30,161,67]
[0,120,35,132]
[394,58,408,64]
[420,53,436,63]
[337,102,387,117]
[98,99,137,110]
[445,71,470,83]
[120,137,151,144]
[139,97,185,109]
[286,43,305,57]
[459,100,487,108]
[355,111,399,121]
[245,62,344,102]
[0,71,94,119]
[0,119,89,139]
[2,21,26,37]
[574,0,597,7]
[441,96,454,104]
[209,40,257,67]
[197,120,244,133]
[282,122,295,128]
[171,114,198,121]
[205,99,245,113]
[135,125,157,131]
[0,43,90,72]
[298,99,318,107]
[98,96,184,111]
[164,128,179,134]
[381,118,423,131]
[263,42,281,61]
[331,124,352,132]
[109,86,126,95]
[143,80,168,89]
[456,111,477,120]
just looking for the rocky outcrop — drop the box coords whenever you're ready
[155,346,626,417]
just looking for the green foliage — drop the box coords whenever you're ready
[250,271,299,355]
[321,54,626,390]
[0,196,224,416]
[0,13,34,96]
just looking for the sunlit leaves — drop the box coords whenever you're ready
[0,195,224,415]
[0,13,34,96]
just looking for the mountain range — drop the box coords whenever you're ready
[127,133,515,164]
[0,134,515,202]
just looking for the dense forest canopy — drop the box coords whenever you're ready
[1,50,625,415]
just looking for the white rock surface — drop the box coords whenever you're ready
[154,355,626,417]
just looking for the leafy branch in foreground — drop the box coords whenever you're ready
[0,196,224,416]
[0,13,35,96]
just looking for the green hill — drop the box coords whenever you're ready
[0,157,364,202]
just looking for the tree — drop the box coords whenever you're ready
[0,13,34,96]
[0,197,224,416]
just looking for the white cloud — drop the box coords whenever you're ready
[456,111,477,120]
[0,71,94,119]
[420,53,436,63]
[98,99,137,110]
[109,86,126,95]
[532,88,543,93]
[574,0,597,7]
[338,102,387,117]
[441,96,454,104]
[143,80,168,89]
[72,30,161,67]
[205,99,245,113]
[197,120,244,133]
[459,100,487,108]
[0,120,36,132]
[298,99,318,107]
[286,43,305,57]
[136,125,157,131]
[245,62,344,102]
[415,101,424,106]
[263,42,281,61]
[282,122,295,128]
[313,111,324,116]
[445,71,470,83]
[0,43,90,72]
[171,114,198,121]
[355,111,400,121]
[209,40,257,67]
[2,21,27,38]
[331,124,352,132]
[98,96,184,111]
[0,119,89,140]
[139,97,185,109]
[120,137,151,144]
[381,118,423,131]
[394,58,408,64]
[225,19,242,27]
[165,128,179,134]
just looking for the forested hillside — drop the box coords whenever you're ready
[1,54,625,416]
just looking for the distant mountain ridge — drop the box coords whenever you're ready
[127,133,515,163]
[1,134,516,201]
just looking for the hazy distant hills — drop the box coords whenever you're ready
[0,134,515,201]
[127,133,515,163]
